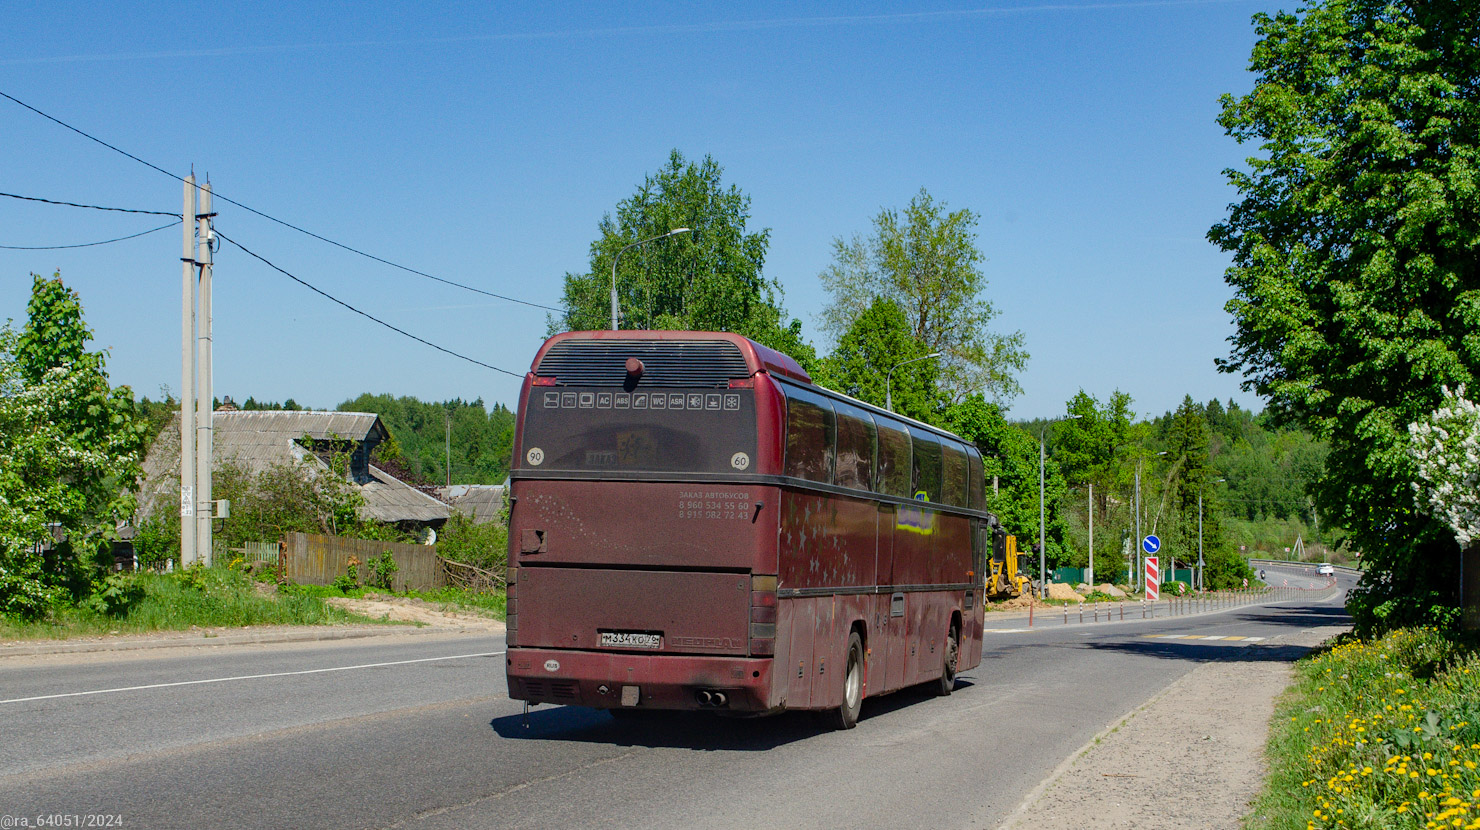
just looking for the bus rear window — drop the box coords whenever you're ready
[520,387,757,474]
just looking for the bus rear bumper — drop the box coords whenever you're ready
[506,648,775,712]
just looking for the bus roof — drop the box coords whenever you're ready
[531,330,976,451]
[532,330,811,384]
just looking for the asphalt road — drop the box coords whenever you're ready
[0,565,1351,830]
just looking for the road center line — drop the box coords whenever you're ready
[0,650,506,705]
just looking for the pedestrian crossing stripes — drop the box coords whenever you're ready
[1143,634,1266,642]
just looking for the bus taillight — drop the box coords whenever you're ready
[750,574,777,655]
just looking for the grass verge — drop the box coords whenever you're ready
[1247,627,1480,829]
[0,568,380,641]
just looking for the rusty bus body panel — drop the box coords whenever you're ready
[505,331,989,720]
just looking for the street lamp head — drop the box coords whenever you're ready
[611,228,695,330]
[884,352,945,412]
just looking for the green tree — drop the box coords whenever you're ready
[337,394,516,486]
[818,188,1027,402]
[812,297,945,423]
[946,396,1072,569]
[1210,1,1480,630]
[0,274,147,618]
[554,150,815,367]
[1055,389,1135,494]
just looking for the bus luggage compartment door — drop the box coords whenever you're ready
[514,567,751,656]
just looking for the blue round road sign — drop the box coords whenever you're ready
[1142,535,1161,554]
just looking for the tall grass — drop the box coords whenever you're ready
[0,568,369,640]
[1248,628,1480,828]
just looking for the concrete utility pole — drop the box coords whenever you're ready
[180,175,197,567]
[1087,483,1093,586]
[196,181,215,566]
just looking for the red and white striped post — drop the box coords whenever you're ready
[1145,556,1160,601]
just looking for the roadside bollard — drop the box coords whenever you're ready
[1120,602,1124,621]
[1079,604,1084,624]
[1064,605,1069,625]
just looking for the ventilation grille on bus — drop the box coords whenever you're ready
[523,680,580,701]
[535,340,750,388]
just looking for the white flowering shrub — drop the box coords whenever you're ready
[1408,385,1480,548]
[0,324,144,619]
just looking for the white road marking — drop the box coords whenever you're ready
[0,650,506,705]
[982,628,1029,633]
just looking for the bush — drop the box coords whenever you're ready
[368,552,398,591]
[436,511,507,571]
[84,573,145,617]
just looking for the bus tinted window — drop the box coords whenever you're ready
[910,427,943,503]
[834,402,876,491]
[942,439,968,507]
[519,387,757,474]
[875,418,912,497]
[784,385,835,484]
[967,447,985,510]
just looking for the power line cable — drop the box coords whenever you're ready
[0,90,564,313]
[215,229,523,379]
[0,190,176,216]
[0,218,181,250]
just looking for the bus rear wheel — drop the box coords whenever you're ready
[830,632,864,730]
[936,623,959,696]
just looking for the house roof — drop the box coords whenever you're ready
[365,465,456,523]
[436,485,506,524]
[137,410,448,526]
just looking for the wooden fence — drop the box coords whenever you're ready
[281,532,444,592]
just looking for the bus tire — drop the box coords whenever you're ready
[936,622,959,696]
[831,632,864,730]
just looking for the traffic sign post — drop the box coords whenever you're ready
[1145,555,1160,601]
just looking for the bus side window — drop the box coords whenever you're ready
[942,440,968,508]
[966,447,985,511]
[834,403,876,491]
[875,418,912,498]
[909,428,942,503]
[784,386,836,484]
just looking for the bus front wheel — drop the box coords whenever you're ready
[936,623,959,696]
[830,632,864,730]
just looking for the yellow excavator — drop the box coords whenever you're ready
[986,527,1034,600]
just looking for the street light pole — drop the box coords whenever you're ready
[884,352,942,412]
[1199,478,1225,591]
[610,227,690,330]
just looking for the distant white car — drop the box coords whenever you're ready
[1317,563,1335,575]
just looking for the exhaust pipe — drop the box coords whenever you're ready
[697,690,714,706]
[711,691,727,708]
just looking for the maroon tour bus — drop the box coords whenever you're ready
[504,330,991,728]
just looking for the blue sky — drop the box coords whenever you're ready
[1,1,1283,421]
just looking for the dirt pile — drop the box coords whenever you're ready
[1046,582,1082,602]
[1096,583,1128,598]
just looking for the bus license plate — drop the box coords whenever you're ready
[600,631,661,649]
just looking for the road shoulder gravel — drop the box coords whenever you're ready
[992,623,1348,830]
